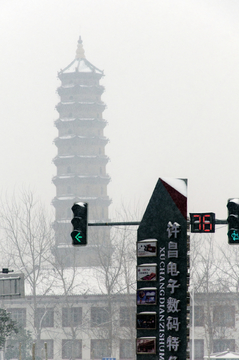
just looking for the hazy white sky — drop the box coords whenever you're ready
[0,0,239,234]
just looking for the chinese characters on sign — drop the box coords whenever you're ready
[166,221,181,357]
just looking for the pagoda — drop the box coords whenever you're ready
[52,37,111,266]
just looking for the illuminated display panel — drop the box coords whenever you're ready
[190,212,215,233]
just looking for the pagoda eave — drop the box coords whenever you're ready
[52,174,111,186]
[57,84,105,96]
[56,101,106,111]
[54,118,107,128]
[58,71,103,82]
[52,196,111,206]
[54,136,109,146]
[53,154,109,166]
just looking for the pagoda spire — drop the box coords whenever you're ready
[75,36,85,59]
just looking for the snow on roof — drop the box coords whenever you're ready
[138,239,157,243]
[138,263,157,267]
[60,83,102,89]
[54,175,73,179]
[60,101,75,105]
[78,118,95,120]
[56,196,98,201]
[56,135,107,141]
[138,312,156,314]
[78,85,94,88]
[57,134,75,140]
[77,155,99,158]
[56,196,76,200]
[78,101,95,105]
[228,198,239,205]
[60,101,96,105]
[61,84,75,88]
[204,350,239,359]
[56,155,74,159]
[138,287,157,290]
[55,175,109,180]
[160,177,187,197]
[58,117,101,122]
[58,117,76,122]
[55,155,107,160]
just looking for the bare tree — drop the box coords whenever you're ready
[89,213,136,359]
[0,189,55,357]
[190,233,236,357]
[217,243,239,293]
[45,249,92,360]
[0,192,138,359]
[190,234,216,357]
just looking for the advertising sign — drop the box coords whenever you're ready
[137,288,157,305]
[136,337,156,354]
[137,312,157,329]
[137,265,157,281]
[137,239,157,257]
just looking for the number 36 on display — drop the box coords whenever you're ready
[190,213,215,233]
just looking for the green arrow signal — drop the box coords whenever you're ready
[231,230,239,241]
[75,232,82,243]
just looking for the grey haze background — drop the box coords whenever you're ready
[0,0,239,235]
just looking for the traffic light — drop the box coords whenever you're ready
[71,202,88,245]
[227,198,239,244]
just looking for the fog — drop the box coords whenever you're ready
[0,0,239,230]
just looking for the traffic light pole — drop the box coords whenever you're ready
[88,219,228,226]
[215,219,227,225]
[88,221,141,226]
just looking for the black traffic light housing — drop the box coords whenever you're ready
[227,198,239,244]
[190,213,215,233]
[71,202,88,245]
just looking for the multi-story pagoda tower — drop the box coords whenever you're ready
[52,37,111,266]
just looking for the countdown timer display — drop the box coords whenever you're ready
[190,213,215,233]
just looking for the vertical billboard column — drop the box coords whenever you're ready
[136,178,188,360]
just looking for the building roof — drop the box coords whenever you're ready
[204,350,239,359]
[59,36,104,75]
